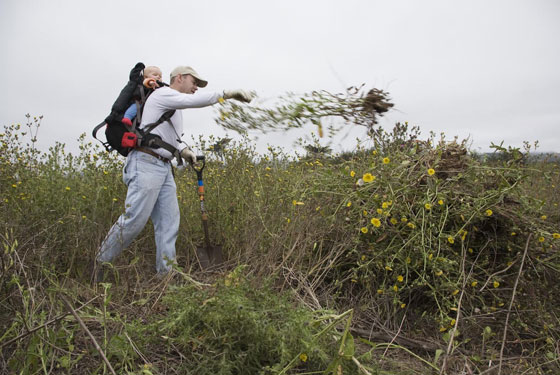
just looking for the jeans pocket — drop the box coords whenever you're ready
[123,154,136,186]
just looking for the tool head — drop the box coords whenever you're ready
[196,244,223,270]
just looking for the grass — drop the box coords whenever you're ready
[1,112,559,374]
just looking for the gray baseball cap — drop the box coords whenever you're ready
[169,66,208,87]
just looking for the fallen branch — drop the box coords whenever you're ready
[61,295,116,375]
[498,234,531,375]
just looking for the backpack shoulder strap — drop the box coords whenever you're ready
[142,109,176,134]
[92,121,111,152]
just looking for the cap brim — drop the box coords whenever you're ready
[195,78,208,88]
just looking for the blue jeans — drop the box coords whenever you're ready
[97,150,179,273]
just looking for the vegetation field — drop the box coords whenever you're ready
[1,105,560,374]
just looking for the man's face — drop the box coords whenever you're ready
[179,74,198,94]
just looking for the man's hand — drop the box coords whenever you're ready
[180,148,197,165]
[223,90,256,103]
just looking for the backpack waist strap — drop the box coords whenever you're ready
[136,147,171,163]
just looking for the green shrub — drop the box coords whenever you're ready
[128,268,342,375]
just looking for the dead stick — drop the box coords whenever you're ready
[61,295,116,375]
[1,296,98,349]
[498,234,531,375]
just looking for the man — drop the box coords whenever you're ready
[95,66,254,280]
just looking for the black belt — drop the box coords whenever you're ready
[136,147,171,163]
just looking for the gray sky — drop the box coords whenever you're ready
[1,0,559,156]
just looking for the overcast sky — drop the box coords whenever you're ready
[1,0,559,156]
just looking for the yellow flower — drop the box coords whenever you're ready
[113,198,118,202]
[360,227,368,234]
[493,281,500,288]
[468,248,473,254]
[393,285,398,292]
[438,199,444,205]
[452,289,459,296]
[382,157,390,164]
[292,200,304,206]
[401,217,408,223]
[377,289,384,294]
[372,150,377,155]
[424,203,431,210]
[538,237,545,243]
[435,270,443,276]
[363,210,368,216]
[485,209,493,216]
[385,265,393,271]
[427,168,435,176]
[511,232,516,236]
[553,233,560,239]
[471,281,478,287]
[407,222,416,229]
[346,201,352,207]
[363,173,375,183]
[376,208,383,214]
[400,303,406,309]
[390,218,398,225]
[65,186,71,191]
[397,275,404,282]
[541,215,547,220]
[448,237,455,244]
[381,202,389,209]
[299,353,308,362]
[371,218,381,227]
[450,319,456,326]
[350,170,356,177]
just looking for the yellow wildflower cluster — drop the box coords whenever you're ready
[370,218,381,227]
[363,173,375,183]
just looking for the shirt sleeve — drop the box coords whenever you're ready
[156,88,222,110]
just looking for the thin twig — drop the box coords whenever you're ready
[124,332,149,364]
[382,305,407,358]
[498,234,531,375]
[441,242,468,374]
[0,296,98,349]
[478,260,517,292]
[60,295,116,375]
[352,356,372,375]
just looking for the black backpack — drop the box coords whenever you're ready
[92,62,182,163]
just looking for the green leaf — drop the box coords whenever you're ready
[434,349,443,365]
[325,358,341,375]
[342,332,355,359]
